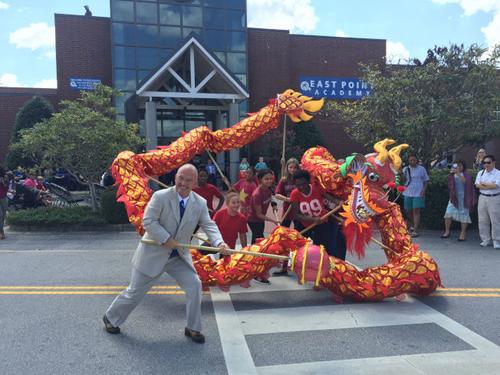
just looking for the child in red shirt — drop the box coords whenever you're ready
[193,169,224,216]
[290,169,346,260]
[248,168,280,284]
[213,192,248,255]
[274,158,300,275]
[233,167,258,217]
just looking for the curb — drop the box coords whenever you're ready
[6,224,135,232]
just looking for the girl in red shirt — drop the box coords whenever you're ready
[275,158,299,227]
[213,192,248,258]
[248,168,280,284]
[274,158,299,275]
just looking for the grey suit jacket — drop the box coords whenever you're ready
[132,187,223,277]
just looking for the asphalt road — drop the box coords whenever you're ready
[0,229,499,374]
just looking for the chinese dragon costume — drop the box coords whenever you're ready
[112,89,441,301]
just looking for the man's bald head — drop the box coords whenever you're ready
[177,164,198,178]
[175,164,198,197]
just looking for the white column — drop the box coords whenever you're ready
[145,100,157,151]
[215,111,225,173]
[228,102,240,183]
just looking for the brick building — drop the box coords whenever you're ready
[0,1,388,180]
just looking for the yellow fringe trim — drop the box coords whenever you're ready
[315,245,324,287]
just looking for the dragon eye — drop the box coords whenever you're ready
[368,172,379,182]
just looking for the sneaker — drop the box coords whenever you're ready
[480,240,492,247]
[254,277,271,285]
[494,241,500,249]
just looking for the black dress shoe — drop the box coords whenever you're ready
[103,315,120,334]
[185,327,205,344]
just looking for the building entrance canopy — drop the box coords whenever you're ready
[136,36,249,182]
[136,36,248,106]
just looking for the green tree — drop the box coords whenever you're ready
[6,96,54,169]
[16,85,144,211]
[328,44,500,167]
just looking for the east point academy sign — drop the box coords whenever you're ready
[299,77,371,99]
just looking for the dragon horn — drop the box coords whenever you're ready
[388,143,409,169]
[288,112,302,123]
[303,97,324,113]
[374,139,396,165]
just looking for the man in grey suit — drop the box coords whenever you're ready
[103,164,228,343]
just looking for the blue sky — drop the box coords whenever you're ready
[0,0,498,88]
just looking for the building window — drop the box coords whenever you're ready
[135,1,158,24]
[204,7,225,28]
[204,29,226,50]
[111,0,135,23]
[182,27,203,38]
[113,46,135,68]
[160,26,182,48]
[227,31,245,51]
[136,24,159,46]
[182,6,203,27]
[226,52,246,73]
[234,73,247,86]
[159,48,174,60]
[136,47,159,70]
[112,22,136,45]
[213,51,226,64]
[159,4,181,25]
[202,0,225,7]
[226,9,245,29]
[137,69,151,83]
[227,0,245,9]
[115,69,137,91]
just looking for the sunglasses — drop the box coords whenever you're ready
[483,161,493,164]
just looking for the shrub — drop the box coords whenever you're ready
[7,206,106,226]
[100,187,130,224]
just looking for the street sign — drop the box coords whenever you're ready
[69,78,101,91]
[299,76,371,100]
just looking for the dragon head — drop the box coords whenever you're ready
[276,89,324,122]
[340,139,408,257]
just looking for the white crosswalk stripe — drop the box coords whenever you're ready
[211,277,500,375]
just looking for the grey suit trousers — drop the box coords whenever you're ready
[105,256,203,331]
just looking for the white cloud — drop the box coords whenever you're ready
[386,41,411,63]
[43,50,56,59]
[431,0,500,16]
[431,0,500,53]
[335,29,348,37]
[0,73,25,87]
[9,22,55,50]
[247,0,318,34]
[0,2,9,10]
[33,78,57,88]
[481,12,500,47]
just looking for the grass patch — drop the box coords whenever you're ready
[7,206,107,226]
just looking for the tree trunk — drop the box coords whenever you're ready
[88,183,98,212]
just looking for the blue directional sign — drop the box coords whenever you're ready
[299,76,371,100]
[69,78,101,91]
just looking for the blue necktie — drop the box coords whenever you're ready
[170,200,185,258]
